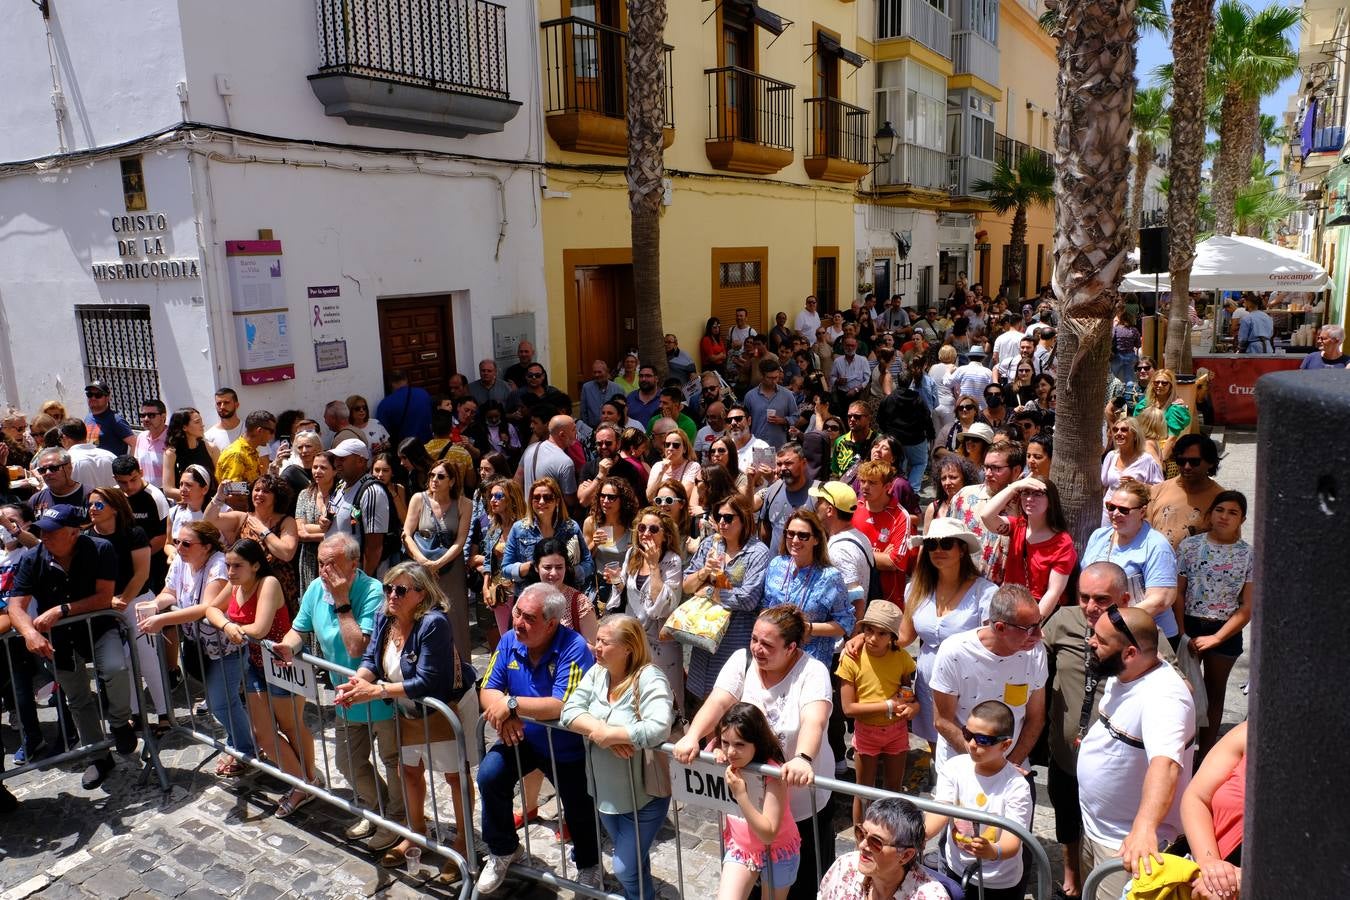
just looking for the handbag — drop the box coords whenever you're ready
[484,574,514,609]
[661,592,731,654]
[395,632,476,744]
[630,667,675,798]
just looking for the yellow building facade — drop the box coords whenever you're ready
[537,0,870,394]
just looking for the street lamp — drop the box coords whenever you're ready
[871,120,897,171]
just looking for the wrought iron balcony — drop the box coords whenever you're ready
[308,0,521,138]
[877,0,952,59]
[994,132,1049,169]
[1302,95,1345,157]
[539,17,674,157]
[951,30,999,85]
[803,97,870,183]
[704,66,795,174]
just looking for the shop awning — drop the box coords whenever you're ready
[1119,234,1328,292]
[729,0,790,36]
[818,33,867,68]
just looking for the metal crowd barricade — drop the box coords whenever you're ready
[158,626,477,899]
[1,609,169,791]
[1079,858,1127,899]
[473,714,1055,900]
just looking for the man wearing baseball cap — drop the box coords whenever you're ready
[330,439,390,576]
[83,379,136,456]
[5,505,135,790]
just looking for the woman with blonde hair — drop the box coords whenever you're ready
[1133,366,1192,437]
[1100,416,1162,525]
[647,428,701,500]
[620,507,686,715]
[338,561,477,883]
[562,613,675,900]
[469,477,524,647]
[1135,406,1169,470]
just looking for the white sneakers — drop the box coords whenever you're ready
[475,844,524,894]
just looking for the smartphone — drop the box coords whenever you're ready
[752,446,774,469]
[223,481,249,495]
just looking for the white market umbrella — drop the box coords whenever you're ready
[1119,234,1327,292]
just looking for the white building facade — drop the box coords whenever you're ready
[0,0,546,419]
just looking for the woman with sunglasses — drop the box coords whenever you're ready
[89,486,169,729]
[648,428,701,501]
[162,408,219,501]
[619,507,687,714]
[141,521,255,775]
[166,465,212,564]
[1132,367,1191,438]
[977,477,1077,618]
[692,463,739,539]
[1100,417,1162,525]
[206,475,302,616]
[345,394,390,455]
[403,460,474,661]
[1083,480,1181,648]
[468,477,524,649]
[654,480,700,556]
[503,476,593,605]
[762,510,853,671]
[682,494,770,712]
[936,394,981,460]
[893,519,996,753]
[818,798,950,899]
[701,317,729,374]
[338,562,477,882]
[584,476,638,611]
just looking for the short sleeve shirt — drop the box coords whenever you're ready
[1003,520,1077,604]
[332,478,390,539]
[292,570,391,721]
[1177,534,1253,620]
[1082,523,1178,635]
[519,440,578,495]
[929,629,1047,771]
[14,534,119,660]
[483,625,594,760]
[934,755,1034,889]
[835,647,916,726]
[85,409,134,454]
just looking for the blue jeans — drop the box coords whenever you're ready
[206,651,256,757]
[478,741,599,867]
[599,795,671,900]
[1110,351,1138,385]
[901,440,929,488]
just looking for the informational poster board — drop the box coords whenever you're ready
[492,313,535,371]
[226,240,295,384]
[309,284,349,373]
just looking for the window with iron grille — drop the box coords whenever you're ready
[76,306,162,414]
[719,261,762,287]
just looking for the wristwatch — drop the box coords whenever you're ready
[795,751,813,764]
[60,603,71,619]
[506,696,519,718]
[334,604,352,615]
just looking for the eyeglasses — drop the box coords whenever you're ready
[172,538,197,548]
[636,523,663,535]
[139,411,162,419]
[846,414,865,421]
[1106,604,1139,648]
[1104,502,1142,515]
[532,494,556,503]
[999,620,1042,637]
[429,472,449,480]
[665,441,683,450]
[956,404,977,413]
[1175,456,1205,468]
[653,496,681,506]
[85,391,107,399]
[710,446,728,455]
[853,825,904,854]
[527,371,545,379]
[1152,380,1172,388]
[599,493,620,503]
[382,584,416,598]
[350,405,367,412]
[785,529,814,542]
[983,463,1011,472]
[824,423,842,432]
[36,464,65,474]
[714,512,737,525]
[489,492,506,501]
[1134,365,1153,372]
[922,537,963,553]
[962,727,1011,747]
[89,500,107,511]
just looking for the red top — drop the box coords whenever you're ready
[853,502,912,607]
[1212,753,1246,859]
[1003,519,1077,604]
[228,583,292,669]
[699,336,727,369]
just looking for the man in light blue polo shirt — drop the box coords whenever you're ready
[475,584,600,894]
[272,534,403,849]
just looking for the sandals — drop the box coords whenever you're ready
[513,807,541,829]
[275,786,317,818]
[380,845,408,868]
[215,757,245,777]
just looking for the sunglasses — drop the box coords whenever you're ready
[714,512,738,524]
[36,464,66,474]
[653,496,681,506]
[89,500,107,511]
[1104,502,1142,515]
[957,404,977,413]
[532,494,556,503]
[527,371,545,378]
[846,414,865,421]
[785,529,814,542]
[489,492,506,501]
[351,405,367,412]
[85,391,107,399]
[382,584,415,598]
[1106,604,1139,648]
[139,411,162,419]
[1134,365,1153,372]
[922,537,963,553]
[824,423,842,432]
[726,415,746,423]
[665,441,684,449]
[172,538,197,548]
[599,493,620,502]
[429,472,449,480]
[1175,457,1205,468]
[853,825,905,854]
[1152,380,1172,388]
[962,727,1011,747]
[636,523,663,535]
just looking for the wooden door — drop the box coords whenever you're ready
[377,297,455,394]
[572,265,635,395]
[813,36,840,157]
[721,10,754,140]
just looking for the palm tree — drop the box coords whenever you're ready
[626,0,669,377]
[1207,1,1299,237]
[1131,86,1170,245]
[972,153,1055,302]
[1254,112,1287,162]
[1048,0,1137,547]
[1162,0,1216,374]
[1234,157,1300,238]
[1038,0,1167,37]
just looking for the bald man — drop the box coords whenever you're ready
[517,414,579,509]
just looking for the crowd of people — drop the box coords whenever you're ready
[0,287,1254,899]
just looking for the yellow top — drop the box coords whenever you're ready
[835,646,916,727]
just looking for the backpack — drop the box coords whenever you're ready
[350,474,404,566]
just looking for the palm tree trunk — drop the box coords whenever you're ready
[1131,138,1153,247]
[1164,0,1213,373]
[1009,204,1028,301]
[1051,0,1137,549]
[627,0,668,378]
[1212,91,1260,237]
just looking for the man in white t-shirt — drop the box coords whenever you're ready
[794,295,822,341]
[930,584,1047,773]
[811,481,873,617]
[727,306,757,356]
[204,387,242,454]
[991,313,1024,375]
[1076,606,1195,900]
[330,439,390,576]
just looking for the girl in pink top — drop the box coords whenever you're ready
[716,702,801,900]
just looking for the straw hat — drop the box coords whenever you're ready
[955,422,995,445]
[909,516,981,556]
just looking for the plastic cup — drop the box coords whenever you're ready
[404,845,422,877]
[136,601,158,624]
[604,562,623,585]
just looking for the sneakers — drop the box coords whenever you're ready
[367,827,401,853]
[344,817,375,840]
[81,755,115,790]
[112,722,138,756]
[576,865,603,890]
[475,845,524,894]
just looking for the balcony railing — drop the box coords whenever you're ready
[1303,95,1346,156]
[948,154,995,197]
[804,97,870,183]
[315,0,509,97]
[951,30,999,85]
[876,142,949,191]
[704,67,794,173]
[877,0,952,58]
[539,17,673,155]
[994,132,1050,169]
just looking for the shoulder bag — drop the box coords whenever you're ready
[630,666,678,798]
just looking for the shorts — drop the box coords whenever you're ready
[853,719,909,757]
[724,846,800,888]
[244,661,294,698]
[1184,615,1243,657]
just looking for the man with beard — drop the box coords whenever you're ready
[1075,602,1195,900]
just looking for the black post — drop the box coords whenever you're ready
[1248,370,1350,894]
